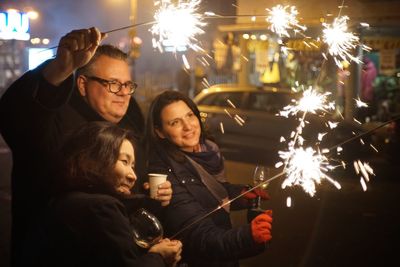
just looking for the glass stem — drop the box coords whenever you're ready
[256,195,261,209]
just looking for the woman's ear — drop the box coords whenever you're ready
[155,128,166,139]
[77,75,87,97]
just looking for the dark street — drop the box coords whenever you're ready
[228,155,400,267]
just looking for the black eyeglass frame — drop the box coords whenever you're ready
[84,75,137,95]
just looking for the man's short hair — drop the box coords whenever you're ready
[75,44,128,78]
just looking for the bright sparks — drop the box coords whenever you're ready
[322,16,364,68]
[277,85,344,196]
[150,0,206,52]
[279,147,339,197]
[355,97,369,108]
[354,160,374,182]
[279,87,335,118]
[286,196,292,207]
[266,5,306,37]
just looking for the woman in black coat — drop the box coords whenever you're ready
[21,121,182,267]
[145,91,273,267]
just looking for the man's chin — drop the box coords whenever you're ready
[103,113,125,123]
[112,110,127,120]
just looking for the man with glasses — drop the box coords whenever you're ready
[0,27,169,266]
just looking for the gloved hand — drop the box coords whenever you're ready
[251,210,272,243]
[241,186,270,200]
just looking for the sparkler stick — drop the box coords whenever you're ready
[102,21,156,34]
[169,169,286,239]
[328,114,400,151]
[41,21,156,52]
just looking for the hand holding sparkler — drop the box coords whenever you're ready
[250,210,273,243]
[42,27,107,86]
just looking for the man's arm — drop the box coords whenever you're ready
[0,27,106,148]
[42,27,106,86]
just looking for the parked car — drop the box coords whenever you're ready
[194,84,368,165]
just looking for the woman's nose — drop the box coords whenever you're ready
[127,168,137,182]
[182,119,192,130]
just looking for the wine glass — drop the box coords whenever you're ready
[129,208,163,249]
[252,165,269,211]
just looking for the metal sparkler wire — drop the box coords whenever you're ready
[328,114,400,151]
[40,21,156,53]
[169,169,287,239]
[103,21,156,34]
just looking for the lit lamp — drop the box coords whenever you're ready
[26,10,39,20]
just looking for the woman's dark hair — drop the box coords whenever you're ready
[145,90,206,162]
[56,121,136,194]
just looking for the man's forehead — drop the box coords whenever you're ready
[91,57,131,79]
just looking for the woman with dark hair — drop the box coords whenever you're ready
[145,90,272,267]
[22,121,182,267]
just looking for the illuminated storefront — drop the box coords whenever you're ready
[0,10,30,40]
[213,24,334,90]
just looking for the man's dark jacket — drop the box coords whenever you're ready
[0,62,145,265]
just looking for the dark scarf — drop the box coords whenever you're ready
[183,140,224,175]
[183,140,229,212]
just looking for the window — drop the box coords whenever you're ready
[247,92,292,113]
[198,92,243,108]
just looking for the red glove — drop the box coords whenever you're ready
[242,187,270,200]
[251,210,273,243]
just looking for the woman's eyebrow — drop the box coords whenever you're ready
[168,111,192,122]
[120,152,133,160]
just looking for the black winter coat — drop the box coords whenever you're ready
[148,142,266,267]
[0,62,145,264]
[20,191,166,267]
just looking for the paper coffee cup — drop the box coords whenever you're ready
[148,173,167,199]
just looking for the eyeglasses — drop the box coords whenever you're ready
[84,75,137,95]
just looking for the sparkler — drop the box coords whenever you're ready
[279,87,335,118]
[150,0,206,53]
[322,16,369,68]
[276,83,400,197]
[277,87,340,196]
[266,5,307,37]
[279,147,340,197]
